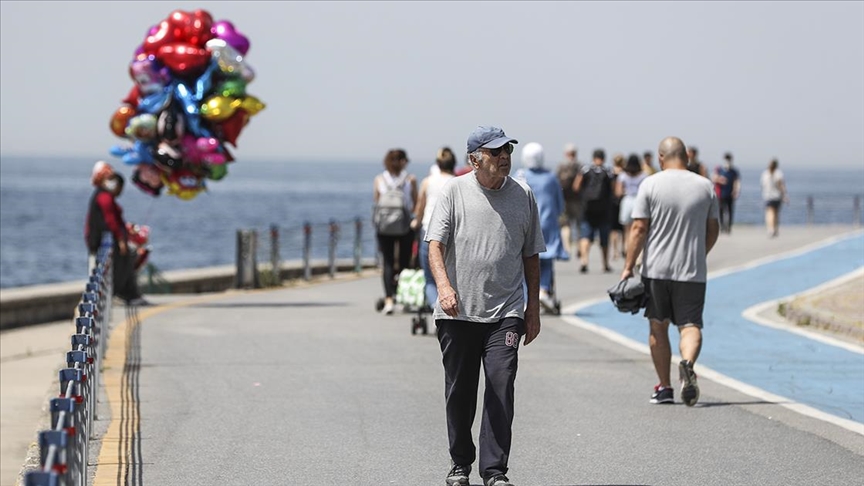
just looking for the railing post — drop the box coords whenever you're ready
[303,222,312,281]
[328,219,339,278]
[270,224,281,284]
[354,217,363,274]
[806,196,814,225]
[235,230,260,289]
[854,195,861,226]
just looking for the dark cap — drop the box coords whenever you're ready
[466,126,518,153]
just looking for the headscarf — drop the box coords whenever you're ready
[521,142,545,170]
[91,160,115,187]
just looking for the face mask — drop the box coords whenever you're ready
[104,180,118,192]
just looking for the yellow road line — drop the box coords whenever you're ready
[92,294,224,485]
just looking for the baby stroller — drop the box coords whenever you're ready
[396,268,430,335]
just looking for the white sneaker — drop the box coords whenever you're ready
[539,291,555,313]
[382,301,395,315]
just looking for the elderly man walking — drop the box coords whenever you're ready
[425,126,545,486]
[621,137,720,406]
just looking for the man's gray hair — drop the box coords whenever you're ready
[468,150,483,169]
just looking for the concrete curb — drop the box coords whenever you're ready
[0,258,378,330]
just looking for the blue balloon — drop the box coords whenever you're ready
[173,81,211,138]
[110,140,154,165]
[195,61,219,101]
[137,86,172,115]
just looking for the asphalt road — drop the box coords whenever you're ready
[94,225,864,486]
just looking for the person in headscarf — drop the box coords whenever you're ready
[516,142,569,313]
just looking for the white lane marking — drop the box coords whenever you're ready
[707,229,864,280]
[560,303,864,436]
[741,266,864,355]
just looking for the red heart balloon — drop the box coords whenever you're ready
[122,85,141,107]
[217,109,250,147]
[142,19,178,55]
[184,9,214,47]
[157,42,209,77]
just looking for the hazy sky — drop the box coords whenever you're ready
[1,1,863,170]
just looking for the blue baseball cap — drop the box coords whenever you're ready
[466,126,518,153]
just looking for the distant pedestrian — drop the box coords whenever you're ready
[373,149,418,315]
[621,137,720,407]
[426,125,544,486]
[412,146,456,309]
[555,143,583,256]
[84,162,147,305]
[687,146,709,178]
[642,150,657,176]
[516,142,569,314]
[609,153,626,261]
[574,149,615,273]
[760,158,788,238]
[712,152,741,233]
[615,153,648,257]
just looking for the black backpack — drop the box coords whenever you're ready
[580,167,611,204]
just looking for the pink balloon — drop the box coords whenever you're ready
[211,20,250,56]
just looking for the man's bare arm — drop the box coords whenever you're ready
[429,240,458,317]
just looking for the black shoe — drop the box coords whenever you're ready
[603,265,613,273]
[679,360,700,407]
[446,463,471,486]
[580,265,588,274]
[484,474,514,486]
[650,384,674,404]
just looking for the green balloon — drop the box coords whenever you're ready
[217,78,247,99]
[207,164,228,181]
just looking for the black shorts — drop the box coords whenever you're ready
[765,199,782,210]
[643,277,706,328]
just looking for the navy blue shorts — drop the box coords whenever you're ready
[579,221,610,247]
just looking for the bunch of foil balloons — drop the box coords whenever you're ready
[108,9,265,200]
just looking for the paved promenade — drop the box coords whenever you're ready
[3,225,863,486]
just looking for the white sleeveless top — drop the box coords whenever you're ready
[377,171,413,211]
[422,172,455,229]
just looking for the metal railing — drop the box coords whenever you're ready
[24,237,113,486]
[236,217,376,288]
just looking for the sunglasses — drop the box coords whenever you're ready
[484,143,514,157]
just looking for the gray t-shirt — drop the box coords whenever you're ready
[631,169,720,283]
[425,173,546,322]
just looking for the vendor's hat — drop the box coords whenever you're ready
[91,160,115,186]
[466,126,518,153]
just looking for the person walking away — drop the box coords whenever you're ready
[642,151,657,176]
[609,153,626,260]
[712,152,741,234]
[686,146,709,178]
[760,158,788,238]
[84,162,147,305]
[516,142,569,314]
[426,126,544,486]
[621,137,720,406]
[412,147,456,310]
[616,154,648,258]
[373,149,418,315]
[555,143,583,256]
[574,149,615,273]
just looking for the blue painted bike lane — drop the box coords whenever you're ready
[575,232,864,423]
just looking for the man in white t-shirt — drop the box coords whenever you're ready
[621,137,720,407]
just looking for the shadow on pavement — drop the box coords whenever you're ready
[190,302,350,309]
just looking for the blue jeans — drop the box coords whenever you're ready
[419,228,437,307]
[540,258,554,293]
